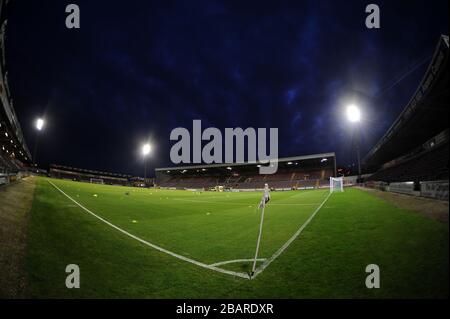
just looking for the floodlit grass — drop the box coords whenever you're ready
[25,177,448,298]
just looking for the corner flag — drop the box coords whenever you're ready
[252,183,270,276]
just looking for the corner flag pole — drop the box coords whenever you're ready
[252,199,266,275]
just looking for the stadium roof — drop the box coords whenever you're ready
[155,152,336,172]
[364,35,449,167]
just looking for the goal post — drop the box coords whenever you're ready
[90,178,104,184]
[330,177,344,193]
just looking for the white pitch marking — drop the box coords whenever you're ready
[173,198,249,205]
[251,191,332,280]
[209,258,266,267]
[48,180,249,279]
[174,198,320,206]
[268,203,321,206]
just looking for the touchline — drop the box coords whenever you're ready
[170,120,279,174]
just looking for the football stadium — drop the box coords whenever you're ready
[0,0,448,302]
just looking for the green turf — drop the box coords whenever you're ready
[25,177,448,298]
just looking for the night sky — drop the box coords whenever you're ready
[5,0,449,176]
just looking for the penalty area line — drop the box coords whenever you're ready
[47,180,250,280]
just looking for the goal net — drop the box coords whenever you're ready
[90,178,104,184]
[330,177,343,193]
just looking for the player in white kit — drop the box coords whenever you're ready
[258,183,271,209]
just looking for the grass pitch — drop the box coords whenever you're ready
[24,177,448,298]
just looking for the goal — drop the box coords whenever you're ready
[90,178,104,184]
[330,177,343,193]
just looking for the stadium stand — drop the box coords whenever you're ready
[155,153,336,190]
[368,130,448,183]
[49,164,134,186]
[364,35,449,200]
[0,0,31,185]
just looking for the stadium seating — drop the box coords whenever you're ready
[368,143,448,183]
[0,153,23,173]
[159,168,333,190]
[364,36,448,189]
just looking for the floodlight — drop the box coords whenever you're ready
[142,143,151,156]
[36,118,45,131]
[346,104,362,178]
[346,104,361,123]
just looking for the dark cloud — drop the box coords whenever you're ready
[5,0,449,175]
